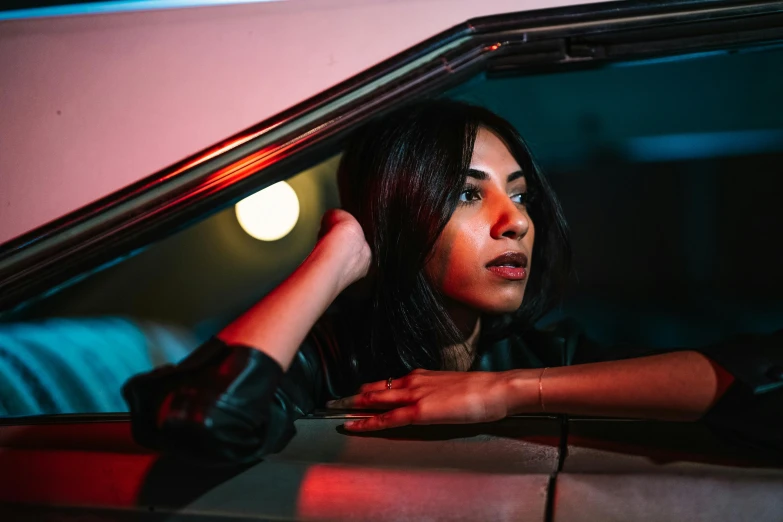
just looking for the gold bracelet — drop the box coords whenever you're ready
[538,367,548,413]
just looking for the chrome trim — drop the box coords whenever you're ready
[1,0,782,313]
[307,410,562,420]
[0,411,563,426]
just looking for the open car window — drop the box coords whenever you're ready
[0,0,782,419]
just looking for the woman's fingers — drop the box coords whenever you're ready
[342,406,419,432]
[326,389,418,409]
[358,379,397,393]
[357,369,435,393]
[330,371,522,432]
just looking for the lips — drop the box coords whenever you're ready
[486,252,528,281]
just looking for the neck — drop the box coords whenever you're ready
[445,300,480,341]
[441,301,481,370]
[462,315,482,353]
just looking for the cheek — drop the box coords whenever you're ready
[425,251,443,291]
[425,225,456,289]
[426,221,483,294]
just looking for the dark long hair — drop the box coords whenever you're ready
[335,99,570,384]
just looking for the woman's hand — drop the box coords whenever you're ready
[325,368,540,432]
[317,209,372,290]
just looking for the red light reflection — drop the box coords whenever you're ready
[0,448,157,506]
[297,463,541,520]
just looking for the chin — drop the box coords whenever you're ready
[481,302,524,315]
[473,291,526,315]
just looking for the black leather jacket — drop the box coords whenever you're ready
[123,319,783,466]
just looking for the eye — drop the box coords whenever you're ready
[458,185,481,205]
[511,192,529,206]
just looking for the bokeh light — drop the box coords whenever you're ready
[235,181,300,241]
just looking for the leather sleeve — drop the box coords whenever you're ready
[122,320,341,467]
[569,325,783,452]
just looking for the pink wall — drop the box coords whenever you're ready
[0,0,598,246]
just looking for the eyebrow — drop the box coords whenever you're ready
[467,168,525,183]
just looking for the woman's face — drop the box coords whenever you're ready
[425,126,535,316]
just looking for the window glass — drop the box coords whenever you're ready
[2,45,782,417]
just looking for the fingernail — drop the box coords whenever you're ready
[326,400,336,407]
[343,421,357,429]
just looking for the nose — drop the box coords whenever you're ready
[490,197,530,241]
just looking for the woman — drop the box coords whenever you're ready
[123,100,783,465]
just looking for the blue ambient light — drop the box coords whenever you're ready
[0,0,284,21]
